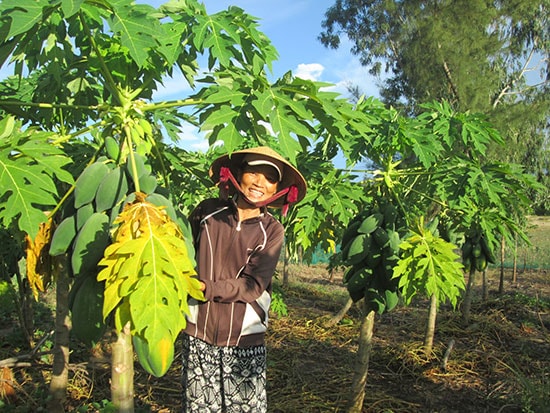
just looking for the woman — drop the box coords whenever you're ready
[182,146,307,412]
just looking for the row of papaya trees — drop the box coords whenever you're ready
[0,0,542,411]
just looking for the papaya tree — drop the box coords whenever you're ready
[330,98,541,412]
[394,102,539,339]
[0,0,381,409]
[332,99,462,411]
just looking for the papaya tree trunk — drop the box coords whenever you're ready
[346,306,375,413]
[48,258,71,412]
[15,260,34,347]
[423,293,438,355]
[498,236,505,294]
[324,297,353,328]
[512,236,517,284]
[462,266,477,324]
[482,269,488,301]
[111,322,134,412]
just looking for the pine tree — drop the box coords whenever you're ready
[320,0,549,212]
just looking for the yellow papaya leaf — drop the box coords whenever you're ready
[102,274,126,321]
[129,274,184,340]
[98,194,203,337]
[113,298,132,332]
[25,218,54,300]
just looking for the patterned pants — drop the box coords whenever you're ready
[181,334,267,413]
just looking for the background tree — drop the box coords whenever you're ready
[319,0,550,214]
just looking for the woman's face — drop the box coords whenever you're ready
[239,164,279,204]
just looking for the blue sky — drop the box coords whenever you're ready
[199,0,379,95]
[151,0,381,150]
[149,0,379,98]
[2,1,544,152]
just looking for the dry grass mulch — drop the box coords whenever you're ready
[1,265,549,412]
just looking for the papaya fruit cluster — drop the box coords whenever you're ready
[461,232,496,272]
[48,151,168,347]
[341,203,401,314]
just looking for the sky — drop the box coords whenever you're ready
[2,1,545,152]
[150,0,379,99]
[190,1,377,93]
[148,0,382,151]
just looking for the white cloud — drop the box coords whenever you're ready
[332,60,383,99]
[312,36,384,100]
[291,58,381,100]
[294,63,325,81]
[152,72,195,101]
[175,122,208,152]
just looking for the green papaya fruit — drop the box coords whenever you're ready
[346,268,371,303]
[109,192,137,226]
[383,203,397,227]
[76,203,95,230]
[71,212,110,276]
[343,265,355,284]
[378,260,397,291]
[146,193,178,222]
[372,227,390,248]
[346,234,371,266]
[357,213,383,235]
[94,167,129,212]
[133,333,175,377]
[387,229,400,254]
[461,240,473,258]
[49,215,77,256]
[138,174,158,195]
[341,220,361,249]
[472,243,482,258]
[474,254,487,272]
[125,152,148,182]
[364,287,386,314]
[104,136,120,161]
[480,236,496,264]
[463,256,471,272]
[364,246,382,269]
[68,272,88,310]
[74,162,110,208]
[70,274,106,347]
[341,238,353,262]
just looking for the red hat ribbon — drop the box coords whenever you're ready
[281,185,299,217]
[218,166,234,200]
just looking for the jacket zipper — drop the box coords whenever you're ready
[213,216,241,343]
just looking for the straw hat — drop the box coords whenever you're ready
[209,146,307,209]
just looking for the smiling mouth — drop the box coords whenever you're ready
[247,188,264,199]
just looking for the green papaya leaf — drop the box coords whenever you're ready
[0,119,73,238]
[393,220,465,308]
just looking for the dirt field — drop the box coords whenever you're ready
[259,264,548,413]
[1,265,549,412]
